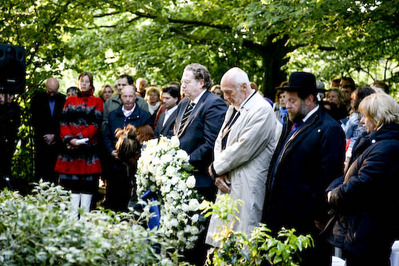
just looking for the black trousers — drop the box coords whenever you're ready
[103,160,134,212]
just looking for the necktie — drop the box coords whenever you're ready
[291,121,303,132]
[178,102,195,136]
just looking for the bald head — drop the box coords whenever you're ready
[46,78,59,97]
[121,85,137,110]
[221,67,253,108]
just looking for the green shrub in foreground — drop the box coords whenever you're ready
[0,182,178,265]
[201,194,313,265]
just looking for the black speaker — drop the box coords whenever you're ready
[0,44,26,94]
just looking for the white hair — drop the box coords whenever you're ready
[136,78,147,86]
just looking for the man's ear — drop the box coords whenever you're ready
[305,94,315,105]
[199,79,205,89]
[241,83,248,92]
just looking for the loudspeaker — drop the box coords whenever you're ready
[0,44,26,94]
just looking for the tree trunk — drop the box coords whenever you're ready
[260,35,291,100]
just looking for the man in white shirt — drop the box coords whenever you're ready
[154,86,180,138]
[102,85,151,212]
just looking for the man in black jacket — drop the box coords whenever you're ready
[154,86,180,138]
[31,78,66,184]
[262,72,346,266]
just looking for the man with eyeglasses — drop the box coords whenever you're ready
[174,63,228,265]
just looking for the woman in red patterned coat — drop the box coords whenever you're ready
[55,72,103,218]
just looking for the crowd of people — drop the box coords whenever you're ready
[1,63,398,265]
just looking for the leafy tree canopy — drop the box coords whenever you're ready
[2,0,399,96]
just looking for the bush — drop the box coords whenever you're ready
[201,194,313,266]
[0,182,178,265]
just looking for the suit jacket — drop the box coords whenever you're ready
[103,94,149,129]
[31,91,66,147]
[174,90,228,188]
[262,106,345,236]
[154,109,177,139]
[103,105,152,154]
[206,92,281,246]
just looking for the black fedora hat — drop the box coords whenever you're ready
[279,72,317,93]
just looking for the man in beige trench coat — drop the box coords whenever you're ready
[206,67,281,246]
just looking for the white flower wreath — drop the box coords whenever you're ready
[136,136,204,250]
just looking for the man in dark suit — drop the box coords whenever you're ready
[175,63,228,199]
[262,72,346,266]
[103,85,152,212]
[31,78,66,184]
[154,86,180,138]
[174,63,227,265]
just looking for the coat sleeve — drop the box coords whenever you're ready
[102,112,115,154]
[213,104,277,175]
[59,98,74,142]
[315,123,345,221]
[329,144,393,211]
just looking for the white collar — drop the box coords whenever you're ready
[303,105,319,122]
[165,105,178,115]
[122,104,136,117]
[191,89,207,105]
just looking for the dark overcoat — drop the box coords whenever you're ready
[263,107,346,236]
[327,123,399,258]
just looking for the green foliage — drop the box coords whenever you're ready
[11,95,35,194]
[201,194,313,265]
[1,0,399,188]
[0,182,178,265]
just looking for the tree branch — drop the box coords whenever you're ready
[94,10,232,31]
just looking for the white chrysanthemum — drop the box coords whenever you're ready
[190,226,199,235]
[165,166,178,176]
[182,204,190,212]
[170,136,180,147]
[170,176,179,185]
[170,191,179,200]
[177,179,187,191]
[189,198,200,211]
[191,214,199,223]
[176,149,189,161]
[160,153,173,165]
[170,218,179,227]
[186,175,196,188]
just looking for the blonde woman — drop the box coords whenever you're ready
[327,93,399,266]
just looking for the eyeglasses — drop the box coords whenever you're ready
[181,79,192,85]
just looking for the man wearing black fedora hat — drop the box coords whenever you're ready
[262,72,346,265]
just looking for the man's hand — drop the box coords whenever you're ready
[69,138,79,147]
[215,175,231,194]
[208,165,215,180]
[327,191,332,203]
[43,134,55,145]
[111,150,119,159]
